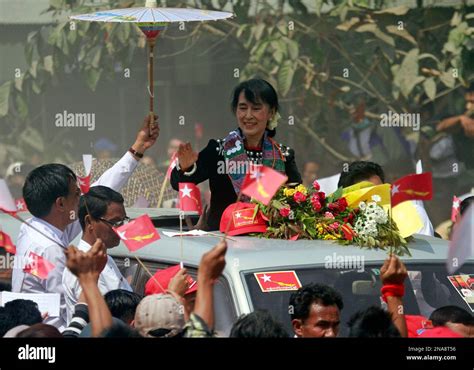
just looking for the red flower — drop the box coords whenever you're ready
[324,211,335,219]
[328,202,339,212]
[312,199,322,212]
[279,207,291,217]
[312,180,320,191]
[293,191,307,203]
[338,197,348,212]
[317,192,326,201]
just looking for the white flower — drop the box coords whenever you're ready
[267,112,281,130]
[358,202,367,210]
[371,194,381,202]
[367,202,377,212]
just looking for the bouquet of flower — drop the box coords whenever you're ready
[254,180,411,256]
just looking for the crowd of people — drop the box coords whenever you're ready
[0,78,473,339]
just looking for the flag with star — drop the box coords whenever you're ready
[391,173,433,207]
[0,231,16,254]
[15,198,28,213]
[451,196,461,222]
[113,214,160,252]
[0,178,17,214]
[241,166,288,206]
[179,183,202,215]
[77,154,93,194]
[254,271,302,293]
[23,251,55,280]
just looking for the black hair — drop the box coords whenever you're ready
[289,283,344,321]
[23,164,77,218]
[466,82,474,94]
[460,196,474,216]
[78,186,124,230]
[0,299,42,336]
[347,306,401,338]
[104,289,142,324]
[230,309,289,338]
[231,78,279,138]
[338,161,386,188]
[430,306,474,327]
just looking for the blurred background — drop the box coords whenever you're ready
[0,0,473,229]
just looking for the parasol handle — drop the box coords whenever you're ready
[148,38,156,136]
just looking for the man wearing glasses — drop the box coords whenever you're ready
[62,185,133,325]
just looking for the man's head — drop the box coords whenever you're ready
[230,310,289,338]
[78,186,127,249]
[289,283,344,338]
[23,164,79,226]
[302,161,320,188]
[0,299,42,337]
[429,305,474,337]
[105,289,142,325]
[348,306,400,337]
[338,161,385,188]
[464,82,474,112]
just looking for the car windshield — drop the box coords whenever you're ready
[243,263,474,336]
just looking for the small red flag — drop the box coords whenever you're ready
[15,198,28,213]
[23,251,55,280]
[451,196,461,222]
[254,271,302,293]
[77,175,91,194]
[241,166,288,205]
[113,214,160,252]
[179,183,202,215]
[166,152,178,180]
[0,231,16,254]
[391,173,433,207]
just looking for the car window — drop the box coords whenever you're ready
[243,263,474,337]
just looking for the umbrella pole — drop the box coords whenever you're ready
[147,38,156,136]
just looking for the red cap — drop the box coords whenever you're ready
[145,265,197,296]
[405,315,433,338]
[219,202,268,236]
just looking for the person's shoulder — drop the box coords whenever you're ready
[205,137,226,155]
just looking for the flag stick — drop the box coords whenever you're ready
[134,255,166,293]
[157,175,168,208]
[179,210,184,262]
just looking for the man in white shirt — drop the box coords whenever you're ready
[12,116,159,331]
[63,186,133,325]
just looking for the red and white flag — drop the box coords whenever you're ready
[0,179,17,214]
[166,152,178,180]
[254,271,302,293]
[77,154,93,194]
[114,214,160,252]
[241,166,287,206]
[179,183,202,215]
[0,231,16,254]
[15,198,28,213]
[391,173,433,207]
[448,204,474,274]
[23,251,56,280]
[451,196,461,222]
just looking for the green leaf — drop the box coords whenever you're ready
[440,70,455,88]
[85,68,102,91]
[287,39,299,60]
[278,60,295,97]
[44,55,54,75]
[49,0,64,9]
[385,25,417,46]
[0,82,12,117]
[374,6,409,15]
[423,78,437,101]
[355,23,394,47]
[336,17,360,32]
[254,23,266,41]
[392,48,424,97]
[19,127,44,152]
[15,94,28,120]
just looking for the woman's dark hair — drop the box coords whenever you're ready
[231,78,279,137]
[78,186,124,230]
[230,310,289,338]
[23,164,77,218]
[16,323,62,338]
[347,306,401,338]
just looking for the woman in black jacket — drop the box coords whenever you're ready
[170,78,302,230]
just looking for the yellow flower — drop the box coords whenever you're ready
[295,184,308,195]
[283,188,297,197]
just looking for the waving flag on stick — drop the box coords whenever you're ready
[179,183,202,215]
[451,196,461,222]
[23,251,55,280]
[114,214,160,252]
[241,166,287,206]
[77,154,93,194]
[391,173,433,207]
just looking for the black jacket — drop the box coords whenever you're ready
[170,139,302,230]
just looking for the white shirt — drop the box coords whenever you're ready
[12,151,138,331]
[62,239,132,325]
[412,200,434,237]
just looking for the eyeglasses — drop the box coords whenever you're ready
[98,216,130,228]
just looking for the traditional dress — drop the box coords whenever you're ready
[170,129,302,230]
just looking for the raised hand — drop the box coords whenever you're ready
[380,254,407,286]
[168,268,190,297]
[198,240,227,284]
[177,142,198,172]
[132,115,160,155]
